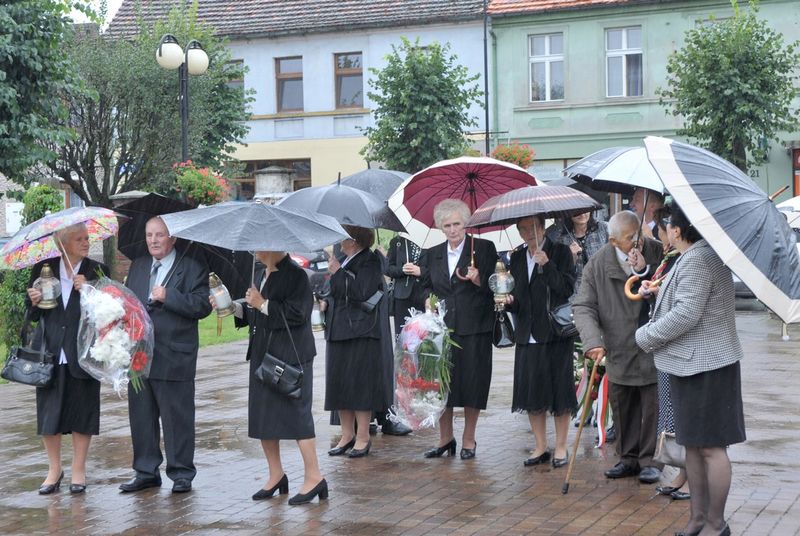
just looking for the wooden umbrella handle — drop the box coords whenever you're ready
[624,274,643,301]
[563,355,602,494]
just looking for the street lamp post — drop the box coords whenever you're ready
[156,34,210,163]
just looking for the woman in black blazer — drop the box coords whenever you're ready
[226,251,326,505]
[25,223,109,495]
[419,199,498,460]
[505,215,577,468]
[322,225,387,459]
[385,235,426,335]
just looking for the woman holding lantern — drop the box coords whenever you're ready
[505,214,577,468]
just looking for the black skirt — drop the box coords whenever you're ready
[324,337,385,411]
[248,356,315,440]
[447,332,493,409]
[669,361,746,448]
[512,340,577,416]
[36,364,100,436]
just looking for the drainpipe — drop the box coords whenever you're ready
[483,0,490,155]
[490,25,498,155]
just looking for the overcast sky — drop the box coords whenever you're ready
[70,0,124,26]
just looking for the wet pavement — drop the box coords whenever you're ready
[0,310,798,535]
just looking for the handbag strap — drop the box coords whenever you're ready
[265,308,304,373]
[21,309,48,362]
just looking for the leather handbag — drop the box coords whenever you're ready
[254,310,304,400]
[546,287,579,339]
[492,310,515,348]
[1,313,55,388]
[357,290,384,313]
[654,430,686,468]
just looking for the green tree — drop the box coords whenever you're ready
[0,185,64,352]
[360,37,483,173]
[29,2,253,207]
[658,0,799,171]
[0,1,92,180]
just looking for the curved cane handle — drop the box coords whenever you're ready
[624,274,643,301]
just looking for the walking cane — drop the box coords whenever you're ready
[562,353,603,494]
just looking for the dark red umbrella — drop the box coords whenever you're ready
[387,156,537,249]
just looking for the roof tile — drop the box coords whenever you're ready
[488,0,670,16]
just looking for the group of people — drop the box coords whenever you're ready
[24,191,745,532]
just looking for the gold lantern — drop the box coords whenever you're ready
[33,263,61,309]
[487,260,515,312]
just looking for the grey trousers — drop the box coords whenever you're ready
[608,381,660,470]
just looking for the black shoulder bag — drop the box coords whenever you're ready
[546,287,579,339]
[1,311,55,388]
[254,309,304,400]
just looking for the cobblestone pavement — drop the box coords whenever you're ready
[0,311,798,535]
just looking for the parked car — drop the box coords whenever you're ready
[290,251,330,295]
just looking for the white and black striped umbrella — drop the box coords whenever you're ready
[644,136,800,323]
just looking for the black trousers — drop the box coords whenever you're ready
[128,378,196,482]
[608,381,659,470]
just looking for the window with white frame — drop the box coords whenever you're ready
[529,33,564,102]
[605,26,643,97]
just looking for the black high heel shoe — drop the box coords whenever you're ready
[327,438,356,456]
[288,479,329,505]
[460,441,477,460]
[69,483,87,494]
[39,471,64,495]
[348,440,371,458]
[252,474,289,500]
[424,438,456,458]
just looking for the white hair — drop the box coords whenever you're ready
[607,211,640,238]
[54,223,88,246]
[433,199,471,229]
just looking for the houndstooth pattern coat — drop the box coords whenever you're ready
[635,239,743,377]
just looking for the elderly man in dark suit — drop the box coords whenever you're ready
[119,217,212,494]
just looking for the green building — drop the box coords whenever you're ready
[488,0,800,202]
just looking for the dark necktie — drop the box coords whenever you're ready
[149,261,161,295]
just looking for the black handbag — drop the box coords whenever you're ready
[357,290,384,313]
[254,310,304,399]
[546,287,579,339]
[1,313,55,388]
[492,310,515,348]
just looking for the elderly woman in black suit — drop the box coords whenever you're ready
[25,223,109,495]
[505,215,577,468]
[222,251,326,505]
[420,199,498,460]
[321,225,387,459]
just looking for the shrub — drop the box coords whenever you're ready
[173,160,229,206]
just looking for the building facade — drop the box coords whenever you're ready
[488,0,800,201]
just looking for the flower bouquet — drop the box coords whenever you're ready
[77,277,154,396]
[389,297,457,430]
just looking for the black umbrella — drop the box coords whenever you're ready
[340,169,409,203]
[279,182,405,231]
[546,177,609,206]
[115,193,253,300]
[645,136,800,323]
[467,185,602,227]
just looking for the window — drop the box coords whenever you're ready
[529,33,564,102]
[226,60,244,91]
[605,26,643,97]
[334,52,363,108]
[276,56,303,111]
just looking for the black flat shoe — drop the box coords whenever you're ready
[460,442,476,460]
[327,438,356,456]
[671,490,691,501]
[252,473,288,500]
[381,420,412,436]
[523,450,551,466]
[604,462,638,479]
[172,478,192,493]
[656,485,679,495]
[69,483,86,494]
[424,438,456,458]
[119,476,162,493]
[552,453,569,468]
[674,529,702,536]
[38,471,64,495]
[288,478,328,505]
[348,440,371,458]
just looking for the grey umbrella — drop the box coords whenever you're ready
[340,169,409,202]
[467,185,602,227]
[159,201,350,253]
[644,136,800,323]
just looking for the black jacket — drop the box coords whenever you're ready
[420,235,497,335]
[385,236,426,303]
[325,248,383,341]
[507,239,575,345]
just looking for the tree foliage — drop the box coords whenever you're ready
[360,37,483,174]
[0,1,88,181]
[658,0,799,171]
[29,2,253,207]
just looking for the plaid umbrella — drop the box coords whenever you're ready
[467,185,602,228]
[0,206,121,269]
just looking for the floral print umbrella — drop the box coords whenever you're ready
[0,206,121,269]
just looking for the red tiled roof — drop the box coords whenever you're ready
[107,0,485,39]
[488,0,667,16]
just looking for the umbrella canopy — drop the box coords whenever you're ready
[644,136,800,323]
[160,201,350,253]
[564,146,665,194]
[340,169,409,202]
[467,185,602,228]
[387,156,538,249]
[279,183,405,231]
[115,193,254,300]
[1,206,121,269]
[545,176,609,206]
[777,195,800,229]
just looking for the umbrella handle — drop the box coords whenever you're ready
[624,274,664,301]
[563,354,602,494]
[454,239,476,281]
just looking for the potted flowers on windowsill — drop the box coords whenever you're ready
[491,142,535,170]
[173,160,230,206]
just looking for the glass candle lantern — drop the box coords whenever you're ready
[208,272,235,317]
[33,263,61,309]
[488,260,515,312]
